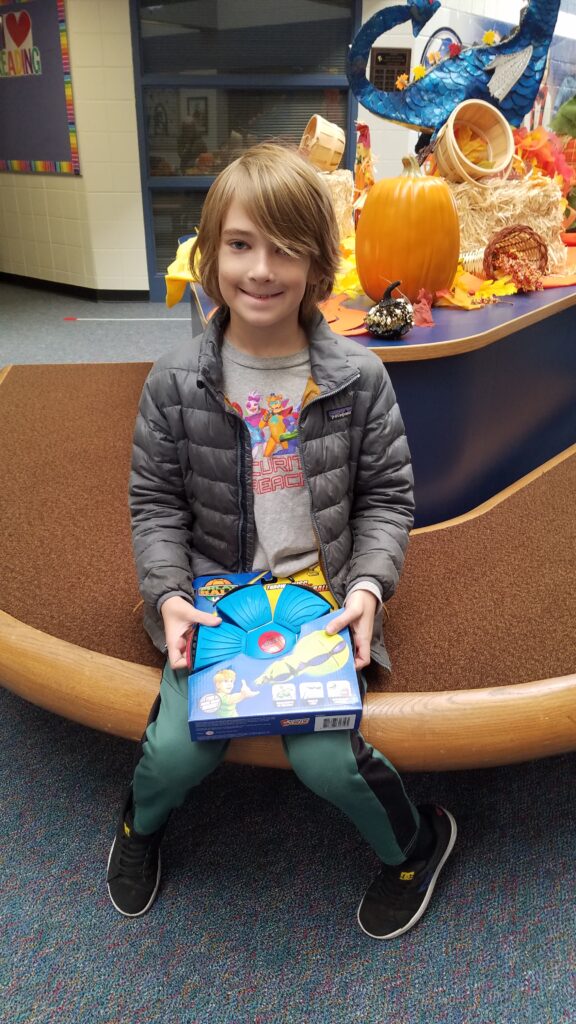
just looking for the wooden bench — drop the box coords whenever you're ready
[1,363,574,770]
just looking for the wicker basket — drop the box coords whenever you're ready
[299,115,345,172]
[435,100,514,185]
[459,248,486,276]
[483,225,549,278]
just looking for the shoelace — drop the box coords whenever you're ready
[116,832,156,878]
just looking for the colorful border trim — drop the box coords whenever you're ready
[0,0,80,175]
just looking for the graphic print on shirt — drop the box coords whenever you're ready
[228,388,304,495]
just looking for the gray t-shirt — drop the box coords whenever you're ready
[221,340,318,576]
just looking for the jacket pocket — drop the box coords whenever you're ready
[370,637,392,672]
[370,613,391,671]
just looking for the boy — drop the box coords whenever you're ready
[107,143,456,938]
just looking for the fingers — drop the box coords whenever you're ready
[324,608,354,635]
[167,637,188,670]
[352,632,371,669]
[193,610,222,627]
[165,611,222,671]
[168,649,188,670]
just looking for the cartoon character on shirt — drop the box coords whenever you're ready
[244,390,265,450]
[260,393,299,457]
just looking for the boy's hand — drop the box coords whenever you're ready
[325,590,378,670]
[160,595,222,670]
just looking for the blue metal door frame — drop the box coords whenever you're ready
[129,0,361,302]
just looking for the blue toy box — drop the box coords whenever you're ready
[187,571,363,741]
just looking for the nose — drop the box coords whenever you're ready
[248,246,275,281]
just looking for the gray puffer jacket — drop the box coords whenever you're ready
[130,309,415,669]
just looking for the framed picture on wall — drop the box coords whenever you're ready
[186,96,208,133]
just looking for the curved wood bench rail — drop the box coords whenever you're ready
[1,608,575,771]
[0,360,569,770]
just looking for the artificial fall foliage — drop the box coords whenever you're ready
[514,127,576,195]
[454,125,493,168]
[334,235,365,297]
[436,265,517,309]
[412,289,435,326]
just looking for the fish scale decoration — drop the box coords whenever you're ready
[347,0,563,134]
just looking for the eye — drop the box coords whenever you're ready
[228,240,249,251]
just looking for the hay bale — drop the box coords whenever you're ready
[450,177,567,272]
[319,169,354,239]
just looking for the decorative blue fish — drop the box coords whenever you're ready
[347,0,562,133]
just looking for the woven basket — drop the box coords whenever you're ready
[299,115,345,172]
[460,248,486,276]
[483,225,549,278]
[435,100,514,185]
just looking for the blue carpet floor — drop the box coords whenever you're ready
[1,685,575,1024]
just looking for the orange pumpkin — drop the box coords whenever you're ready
[355,156,460,303]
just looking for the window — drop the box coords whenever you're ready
[132,0,359,297]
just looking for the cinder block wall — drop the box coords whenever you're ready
[0,0,147,291]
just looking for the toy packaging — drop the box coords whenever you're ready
[187,571,363,741]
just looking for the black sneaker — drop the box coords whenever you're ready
[357,804,457,939]
[106,793,165,917]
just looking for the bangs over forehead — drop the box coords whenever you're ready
[215,147,327,257]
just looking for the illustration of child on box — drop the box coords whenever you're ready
[211,668,257,718]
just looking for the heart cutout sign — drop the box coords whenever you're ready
[5,12,32,49]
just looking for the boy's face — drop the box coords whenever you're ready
[218,200,311,344]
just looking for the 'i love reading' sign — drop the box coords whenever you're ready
[0,0,79,174]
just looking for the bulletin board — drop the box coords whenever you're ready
[0,0,79,174]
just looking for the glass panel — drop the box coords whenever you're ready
[146,87,348,177]
[151,190,207,273]
[138,0,353,75]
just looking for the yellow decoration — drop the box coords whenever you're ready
[164,236,200,308]
[412,65,426,81]
[454,125,492,167]
[427,51,442,66]
[333,235,364,297]
[482,29,499,45]
[395,73,409,91]
[436,264,517,309]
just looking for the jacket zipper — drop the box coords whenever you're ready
[236,419,250,570]
[298,373,360,598]
[198,374,250,572]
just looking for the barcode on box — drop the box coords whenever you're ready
[314,715,356,732]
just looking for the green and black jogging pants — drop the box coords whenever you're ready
[131,662,421,865]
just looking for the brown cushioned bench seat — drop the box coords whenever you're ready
[1,363,575,769]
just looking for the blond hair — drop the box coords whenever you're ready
[190,143,340,323]
[213,668,235,688]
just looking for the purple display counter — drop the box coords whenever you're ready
[191,285,576,527]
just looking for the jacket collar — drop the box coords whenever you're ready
[197,307,359,396]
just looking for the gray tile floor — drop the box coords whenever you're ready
[0,281,203,364]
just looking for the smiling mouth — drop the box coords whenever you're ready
[240,289,283,301]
